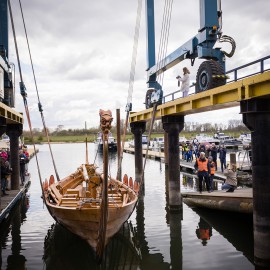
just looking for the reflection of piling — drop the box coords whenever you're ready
[241,98,270,268]
[165,170,183,269]
[7,199,26,269]
[169,212,183,269]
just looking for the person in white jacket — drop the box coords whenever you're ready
[176,67,190,97]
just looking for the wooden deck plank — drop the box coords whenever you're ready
[0,178,31,221]
[182,188,253,213]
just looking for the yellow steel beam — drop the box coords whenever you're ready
[0,102,23,124]
[130,71,270,123]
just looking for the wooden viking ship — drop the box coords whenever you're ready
[42,110,139,260]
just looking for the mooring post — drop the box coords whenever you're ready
[116,108,122,180]
[6,123,23,190]
[241,98,270,269]
[162,115,184,212]
[130,122,146,190]
[230,152,237,166]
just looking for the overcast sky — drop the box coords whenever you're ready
[8,0,270,130]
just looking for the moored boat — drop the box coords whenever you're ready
[95,131,117,152]
[214,132,242,147]
[193,134,220,145]
[128,134,152,150]
[241,133,251,147]
[42,110,138,260]
[151,136,164,151]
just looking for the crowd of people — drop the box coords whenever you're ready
[1,145,29,196]
[180,140,238,193]
[175,66,239,194]
[193,150,237,194]
[181,141,227,172]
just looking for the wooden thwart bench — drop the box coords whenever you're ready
[57,173,84,195]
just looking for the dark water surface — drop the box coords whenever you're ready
[0,143,254,269]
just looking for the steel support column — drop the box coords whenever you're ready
[241,98,270,269]
[145,0,156,88]
[6,123,23,190]
[0,117,6,202]
[130,122,146,188]
[0,0,9,57]
[164,131,168,166]
[162,115,184,211]
[0,117,6,136]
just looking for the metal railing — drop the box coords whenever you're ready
[226,55,270,82]
[162,55,270,103]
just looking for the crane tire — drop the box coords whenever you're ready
[145,89,154,109]
[195,60,226,93]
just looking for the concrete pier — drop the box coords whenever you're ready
[130,122,146,190]
[162,115,184,212]
[241,98,270,268]
[7,124,23,190]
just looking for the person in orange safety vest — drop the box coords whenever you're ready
[208,156,215,192]
[196,217,212,246]
[194,152,211,193]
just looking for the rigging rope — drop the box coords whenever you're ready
[156,0,173,87]
[116,0,142,180]
[18,0,60,182]
[139,103,158,192]
[138,0,173,192]
[159,0,173,86]
[7,0,45,197]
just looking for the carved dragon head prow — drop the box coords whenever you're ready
[99,109,113,141]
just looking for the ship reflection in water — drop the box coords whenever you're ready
[0,194,29,270]
[1,189,255,269]
[43,221,142,270]
[43,194,254,269]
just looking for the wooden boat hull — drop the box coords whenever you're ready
[46,198,136,250]
[43,164,138,254]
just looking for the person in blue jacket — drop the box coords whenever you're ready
[218,145,227,173]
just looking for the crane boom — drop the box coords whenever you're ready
[145,0,235,108]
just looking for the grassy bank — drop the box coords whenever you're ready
[23,131,244,144]
[24,134,134,144]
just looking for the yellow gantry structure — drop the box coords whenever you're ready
[0,102,23,124]
[129,71,270,123]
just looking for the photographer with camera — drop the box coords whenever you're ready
[176,67,190,97]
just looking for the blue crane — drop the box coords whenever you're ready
[0,0,15,107]
[145,0,235,109]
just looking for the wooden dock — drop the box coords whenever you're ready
[124,147,226,179]
[124,147,253,213]
[182,188,253,214]
[0,147,37,223]
[124,147,164,160]
[0,177,31,222]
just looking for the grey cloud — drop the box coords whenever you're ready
[9,0,270,129]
